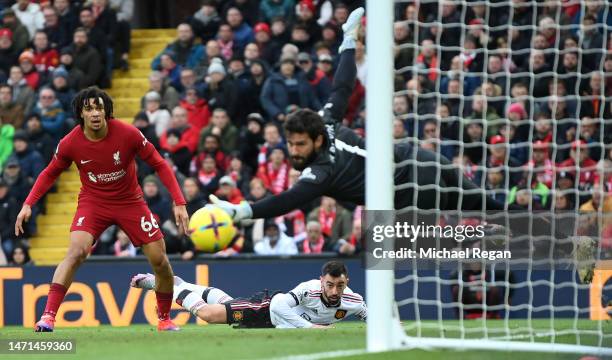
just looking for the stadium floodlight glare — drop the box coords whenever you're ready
[365,0,612,356]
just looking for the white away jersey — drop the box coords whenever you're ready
[271,279,367,327]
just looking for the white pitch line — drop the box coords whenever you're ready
[268,348,368,360]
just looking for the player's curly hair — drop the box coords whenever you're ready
[72,86,114,126]
[284,109,326,143]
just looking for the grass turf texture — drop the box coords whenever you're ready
[1,320,609,359]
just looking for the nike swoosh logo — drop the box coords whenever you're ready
[80,160,93,164]
[148,230,159,238]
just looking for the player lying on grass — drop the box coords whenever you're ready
[208,7,515,224]
[15,87,189,332]
[131,260,367,328]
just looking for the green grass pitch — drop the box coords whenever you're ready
[1,320,610,359]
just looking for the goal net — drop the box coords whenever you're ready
[365,0,612,356]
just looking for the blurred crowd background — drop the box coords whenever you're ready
[0,0,611,265]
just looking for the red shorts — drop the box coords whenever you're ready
[70,199,164,247]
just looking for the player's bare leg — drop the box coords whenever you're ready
[142,239,179,331]
[35,231,94,332]
[193,305,227,324]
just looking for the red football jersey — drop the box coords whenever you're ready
[25,119,185,206]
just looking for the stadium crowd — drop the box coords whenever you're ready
[0,0,611,264]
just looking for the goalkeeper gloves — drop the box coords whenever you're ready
[339,7,364,53]
[208,195,253,223]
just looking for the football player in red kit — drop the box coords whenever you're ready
[15,87,190,332]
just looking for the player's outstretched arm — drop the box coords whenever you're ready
[269,293,317,329]
[322,7,363,122]
[210,179,326,221]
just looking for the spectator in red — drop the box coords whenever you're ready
[487,135,522,187]
[179,87,210,131]
[194,153,221,196]
[533,112,553,143]
[279,168,306,238]
[253,22,275,64]
[415,38,438,82]
[557,140,598,190]
[160,106,199,174]
[307,196,352,244]
[0,28,19,76]
[525,140,554,189]
[595,147,612,193]
[216,23,237,61]
[215,175,244,204]
[257,144,290,195]
[31,30,59,72]
[506,102,529,142]
[297,221,330,254]
[295,0,321,44]
[256,144,290,194]
[18,51,39,90]
[192,133,229,173]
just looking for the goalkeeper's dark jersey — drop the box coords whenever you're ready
[250,49,505,219]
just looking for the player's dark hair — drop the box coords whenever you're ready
[321,261,348,278]
[284,109,326,143]
[72,86,114,126]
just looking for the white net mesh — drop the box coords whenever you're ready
[386,0,612,353]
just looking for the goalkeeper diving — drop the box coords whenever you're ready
[131,260,366,328]
[210,7,511,223]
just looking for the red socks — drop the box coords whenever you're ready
[155,291,173,321]
[43,284,173,321]
[43,283,68,318]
